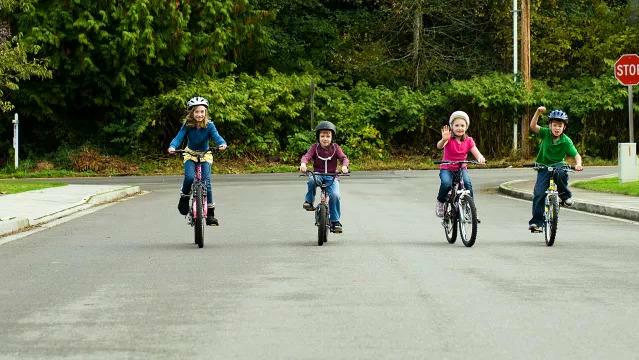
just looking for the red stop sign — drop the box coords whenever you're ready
[615,54,639,86]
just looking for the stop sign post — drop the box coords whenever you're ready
[615,54,638,182]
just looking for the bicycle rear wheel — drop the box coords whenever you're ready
[458,196,478,247]
[544,195,559,246]
[194,185,204,248]
[443,201,457,244]
[317,204,328,246]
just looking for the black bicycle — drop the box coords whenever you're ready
[530,163,575,246]
[434,160,480,247]
[173,148,218,248]
[300,171,349,246]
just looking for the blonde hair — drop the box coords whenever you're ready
[183,107,210,128]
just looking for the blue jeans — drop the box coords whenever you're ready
[305,175,341,222]
[181,160,214,205]
[437,169,473,203]
[529,168,571,226]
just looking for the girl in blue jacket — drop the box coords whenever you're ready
[168,97,227,225]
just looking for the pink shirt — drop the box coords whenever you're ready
[439,136,476,170]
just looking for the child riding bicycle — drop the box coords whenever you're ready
[528,106,583,232]
[168,96,227,226]
[435,111,486,217]
[299,121,350,233]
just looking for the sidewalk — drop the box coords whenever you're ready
[0,184,140,237]
[498,179,639,223]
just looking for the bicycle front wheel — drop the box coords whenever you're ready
[443,201,457,244]
[194,185,204,248]
[317,204,328,246]
[544,195,559,246]
[458,196,478,247]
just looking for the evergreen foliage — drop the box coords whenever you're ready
[0,0,637,164]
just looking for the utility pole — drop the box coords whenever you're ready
[520,0,532,157]
[512,0,519,153]
[310,81,315,130]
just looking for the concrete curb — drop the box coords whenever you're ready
[498,181,639,223]
[0,186,141,237]
[0,217,29,237]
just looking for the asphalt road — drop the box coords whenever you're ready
[2,167,638,359]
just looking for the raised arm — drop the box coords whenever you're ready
[437,125,451,149]
[529,106,545,134]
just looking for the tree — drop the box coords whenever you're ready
[0,0,50,112]
[379,0,510,87]
[10,0,267,153]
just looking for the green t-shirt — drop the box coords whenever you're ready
[535,127,578,165]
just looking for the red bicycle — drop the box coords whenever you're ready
[173,149,217,248]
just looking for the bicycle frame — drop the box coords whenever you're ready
[189,161,208,223]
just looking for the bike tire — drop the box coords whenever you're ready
[317,205,328,246]
[458,195,478,247]
[443,201,457,244]
[544,195,559,246]
[194,185,204,248]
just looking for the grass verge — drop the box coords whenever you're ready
[0,180,66,195]
[573,177,639,197]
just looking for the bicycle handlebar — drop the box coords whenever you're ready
[299,170,350,177]
[434,160,483,165]
[171,148,220,157]
[525,163,575,171]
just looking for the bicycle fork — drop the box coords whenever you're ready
[314,190,329,226]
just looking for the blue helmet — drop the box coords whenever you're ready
[548,109,568,124]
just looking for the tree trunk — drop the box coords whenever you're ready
[412,5,423,88]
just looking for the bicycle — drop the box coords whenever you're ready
[434,160,481,247]
[300,171,349,246]
[172,148,218,248]
[530,163,575,246]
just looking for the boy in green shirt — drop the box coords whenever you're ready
[528,106,584,232]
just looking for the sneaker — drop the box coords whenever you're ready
[331,221,343,233]
[206,207,219,226]
[178,194,190,215]
[303,201,315,211]
[435,201,445,218]
[528,224,542,233]
[563,197,574,206]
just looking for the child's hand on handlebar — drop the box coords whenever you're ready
[476,155,486,164]
[341,165,349,174]
[218,144,227,151]
[168,147,176,154]
[300,163,307,173]
[575,164,583,171]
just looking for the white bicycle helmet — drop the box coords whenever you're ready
[449,110,470,128]
[187,96,209,109]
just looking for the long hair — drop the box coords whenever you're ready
[183,107,210,128]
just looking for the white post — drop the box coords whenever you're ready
[512,0,519,153]
[12,113,19,169]
[629,85,634,143]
